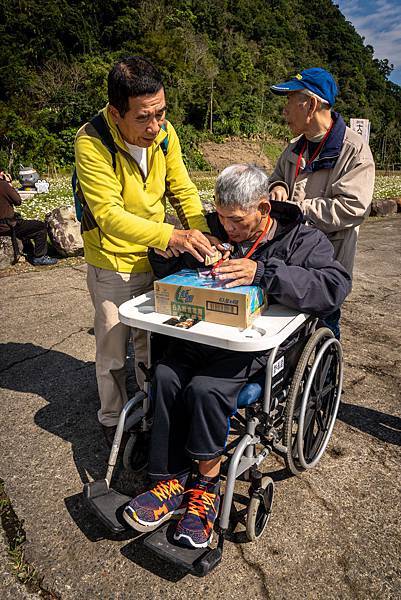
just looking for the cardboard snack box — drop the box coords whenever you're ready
[154,269,266,328]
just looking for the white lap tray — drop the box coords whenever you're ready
[119,292,308,352]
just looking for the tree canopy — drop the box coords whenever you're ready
[1,0,400,172]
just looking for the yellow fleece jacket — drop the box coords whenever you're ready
[74,106,209,272]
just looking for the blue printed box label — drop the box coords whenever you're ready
[154,269,265,328]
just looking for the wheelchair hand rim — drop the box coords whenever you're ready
[296,337,343,470]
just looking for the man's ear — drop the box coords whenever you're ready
[307,96,319,118]
[108,104,121,123]
[259,198,271,216]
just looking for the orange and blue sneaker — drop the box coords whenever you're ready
[174,478,220,548]
[123,475,187,533]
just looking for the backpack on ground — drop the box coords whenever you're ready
[72,115,169,222]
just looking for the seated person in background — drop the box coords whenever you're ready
[123,164,351,549]
[0,171,57,265]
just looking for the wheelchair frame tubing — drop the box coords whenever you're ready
[105,390,147,485]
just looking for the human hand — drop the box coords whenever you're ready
[154,247,179,258]
[269,185,288,202]
[168,228,214,262]
[214,258,257,288]
[205,236,233,266]
[0,171,12,183]
[204,234,227,253]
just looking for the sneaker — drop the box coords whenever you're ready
[174,479,220,548]
[123,476,187,533]
[31,255,58,266]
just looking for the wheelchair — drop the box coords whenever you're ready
[84,296,343,577]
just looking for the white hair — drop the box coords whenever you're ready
[215,164,270,210]
[299,88,330,107]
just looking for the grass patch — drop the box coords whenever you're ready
[190,171,216,191]
[191,171,216,209]
[15,172,401,223]
[261,137,286,165]
[373,175,401,199]
[0,479,60,598]
[16,176,74,221]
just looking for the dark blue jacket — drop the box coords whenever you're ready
[148,201,351,318]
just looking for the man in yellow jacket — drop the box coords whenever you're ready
[75,56,214,447]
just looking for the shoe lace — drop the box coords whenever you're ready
[186,487,217,521]
[151,479,183,502]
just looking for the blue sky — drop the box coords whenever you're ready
[335,0,401,86]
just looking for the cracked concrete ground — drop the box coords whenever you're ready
[0,217,400,599]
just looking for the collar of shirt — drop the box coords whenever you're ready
[124,142,148,177]
[293,111,346,173]
[235,219,278,257]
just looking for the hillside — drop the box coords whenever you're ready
[1,0,400,172]
[200,138,274,172]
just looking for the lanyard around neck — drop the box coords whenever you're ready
[244,215,272,259]
[294,120,334,179]
[210,215,272,277]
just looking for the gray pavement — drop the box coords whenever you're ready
[0,217,400,599]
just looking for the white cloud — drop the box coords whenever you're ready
[335,0,401,67]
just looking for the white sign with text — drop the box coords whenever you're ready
[350,118,371,144]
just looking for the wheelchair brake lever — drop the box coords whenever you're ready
[138,361,152,381]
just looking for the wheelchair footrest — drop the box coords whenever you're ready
[143,522,222,576]
[83,480,131,534]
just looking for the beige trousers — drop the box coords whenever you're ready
[87,265,154,426]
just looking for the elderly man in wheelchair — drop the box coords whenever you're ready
[121,163,351,553]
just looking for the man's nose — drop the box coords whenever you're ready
[146,117,161,133]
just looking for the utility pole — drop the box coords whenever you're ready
[209,79,214,134]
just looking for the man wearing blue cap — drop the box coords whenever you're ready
[269,67,375,338]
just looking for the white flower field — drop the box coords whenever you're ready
[16,173,401,221]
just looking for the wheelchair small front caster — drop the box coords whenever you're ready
[123,430,150,473]
[246,475,274,541]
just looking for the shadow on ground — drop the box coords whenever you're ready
[338,401,401,446]
[0,341,105,483]
[121,539,189,582]
[2,340,400,587]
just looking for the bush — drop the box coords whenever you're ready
[174,124,211,171]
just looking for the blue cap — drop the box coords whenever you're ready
[270,68,338,107]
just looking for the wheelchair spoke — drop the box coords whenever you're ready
[318,353,333,391]
[303,369,336,460]
[320,382,335,398]
[305,407,328,460]
[303,401,316,432]
[303,410,317,458]
[316,409,325,430]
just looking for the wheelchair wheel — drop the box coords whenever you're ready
[283,327,343,476]
[246,476,274,541]
[122,431,150,473]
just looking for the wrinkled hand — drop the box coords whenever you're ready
[153,247,179,259]
[168,228,214,262]
[269,185,288,202]
[204,234,227,253]
[214,258,257,288]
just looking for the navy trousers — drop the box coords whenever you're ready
[148,339,268,480]
[321,308,341,340]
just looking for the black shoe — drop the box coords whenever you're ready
[101,424,130,453]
